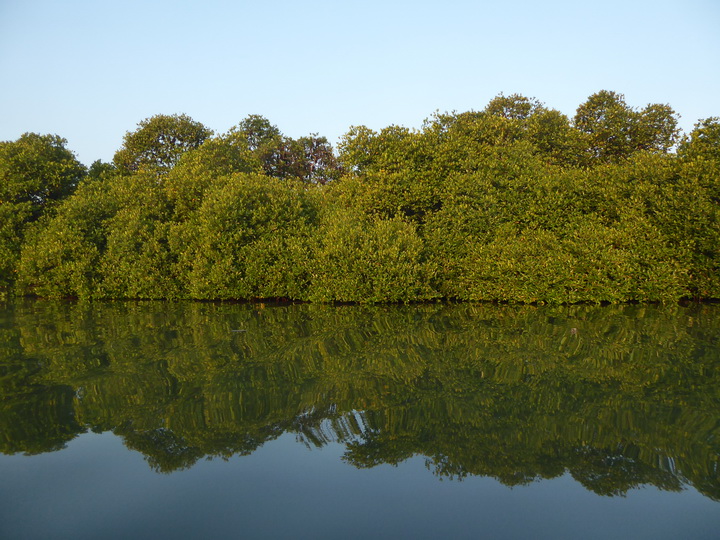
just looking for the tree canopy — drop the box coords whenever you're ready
[0,133,85,290]
[0,133,85,208]
[113,114,213,175]
[2,92,719,303]
[573,90,680,163]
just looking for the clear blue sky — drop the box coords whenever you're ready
[1,0,719,166]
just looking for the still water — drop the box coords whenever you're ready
[1,300,718,539]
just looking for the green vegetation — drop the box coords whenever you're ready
[1,300,718,498]
[2,92,719,303]
[0,133,85,291]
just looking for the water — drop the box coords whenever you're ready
[1,300,718,539]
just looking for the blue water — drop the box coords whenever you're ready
[1,431,717,540]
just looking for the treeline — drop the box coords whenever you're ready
[1,91,719,303]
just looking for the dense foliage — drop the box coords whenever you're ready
[0,134,85,290]
[1,93,719,303]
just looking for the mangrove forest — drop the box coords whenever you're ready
[1,91,719,303]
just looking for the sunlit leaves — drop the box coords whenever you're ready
[309,208,431,303]
[16,179,117,298]
[574,90,680,163]
[113,114,212,175]
[484,93,544,120]
[177,173,318,300]
[0,133,86,289]
[7,92,720,303]
[0,133,85,207]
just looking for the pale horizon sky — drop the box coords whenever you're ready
[1,0,719,166]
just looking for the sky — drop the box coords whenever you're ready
[1,0,719,166]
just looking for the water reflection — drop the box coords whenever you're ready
[1,300,718,500]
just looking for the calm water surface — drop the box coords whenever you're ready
[1,300,718,539]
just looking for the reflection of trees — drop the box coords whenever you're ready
[0,300,718,498]
[568,444,683,497]
[0,320,81,454]
[0,384,80,455]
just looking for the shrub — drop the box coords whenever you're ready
[308,208,432,303]
[174,173,317,300]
